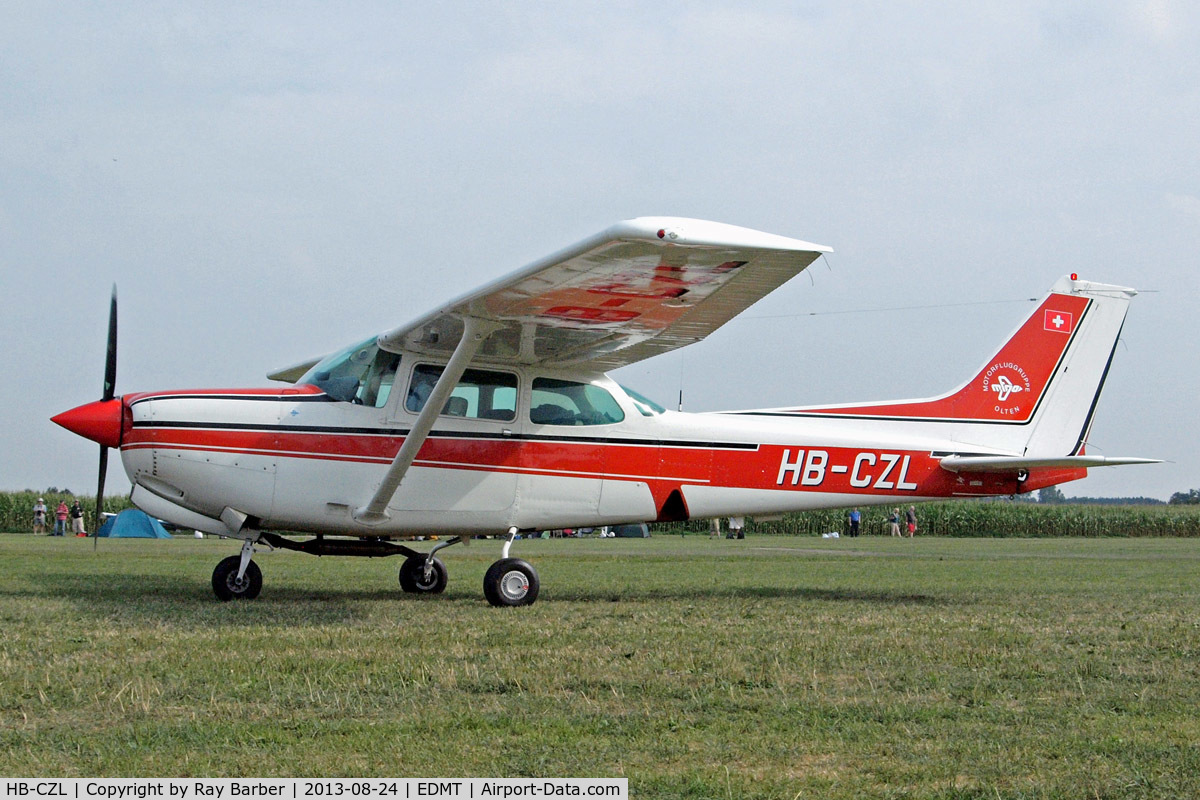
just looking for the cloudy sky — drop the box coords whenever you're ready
[2,2,1196,501]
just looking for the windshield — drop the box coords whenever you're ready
[299,338,401,407]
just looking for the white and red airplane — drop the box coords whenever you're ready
[52,218,1157,606]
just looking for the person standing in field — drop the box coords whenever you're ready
[905,506,918,537]
[728,516,745,539]
[848,508,861,537]
[70,500,85,536]
[888,508,902,537]
[55,500,69,536]
[33,498,47,534]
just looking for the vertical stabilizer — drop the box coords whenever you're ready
[781,276,1135,456]
[1018,278,1134,457]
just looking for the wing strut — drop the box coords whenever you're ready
[353,316,500,525]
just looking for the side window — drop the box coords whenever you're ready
[300,338,401,408]
[530,378,625,426]
[406,365,518,421]
[359,349,402,408]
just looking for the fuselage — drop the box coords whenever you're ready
[115,359,1057,538]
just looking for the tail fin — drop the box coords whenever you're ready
[793,276,1136,456]
[1018,278,1134,457]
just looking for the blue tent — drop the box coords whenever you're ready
[96,509,173,539]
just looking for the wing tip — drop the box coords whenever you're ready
[614,217,832,253]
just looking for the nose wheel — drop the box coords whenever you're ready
[399,555,448,594]
[212,554,262,600]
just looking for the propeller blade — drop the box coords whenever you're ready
[103,286,117,402]
[97,285,117,550]
[95,444,108,549]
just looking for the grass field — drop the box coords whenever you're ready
[3,533,1200,798]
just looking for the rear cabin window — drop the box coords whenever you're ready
[406,365,518,421]
[300,339,401,408]
[530,378,625,426]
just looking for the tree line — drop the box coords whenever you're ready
[1169,489,1200,505]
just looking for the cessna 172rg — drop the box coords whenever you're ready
[52,218,1157,605]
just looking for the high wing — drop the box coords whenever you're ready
[271,218,828,378]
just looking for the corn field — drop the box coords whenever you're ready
[2,491,1198,537]
[660,501,1200,538]
[0,491,135,534]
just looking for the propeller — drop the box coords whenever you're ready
[95,286,117,549]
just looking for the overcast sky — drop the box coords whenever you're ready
[2,1,1196,501]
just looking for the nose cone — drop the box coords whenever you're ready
[52,398,124,448]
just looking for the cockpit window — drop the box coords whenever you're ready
[406,365,518,421]
[530,378,625,426]
[299,338,401,408]
[620,384,666,416]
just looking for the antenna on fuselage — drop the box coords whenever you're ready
[677,350,685,412]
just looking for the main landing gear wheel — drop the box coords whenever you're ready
[212,555,262,601]
[399,555,448,594]
[483,558,539,607]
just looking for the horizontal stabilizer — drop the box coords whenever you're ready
[939,455,1161,473]
[268,357,322,383]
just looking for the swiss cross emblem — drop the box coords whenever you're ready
[1044,309,1073,334]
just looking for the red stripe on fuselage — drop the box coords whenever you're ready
[124,386,325,404]
[122,425,1021,500]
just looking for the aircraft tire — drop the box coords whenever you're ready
[483,558,539,607]
[212,555,263,601]
[399,555,448,594]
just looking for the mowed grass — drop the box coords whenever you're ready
[2,534,1200,798]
